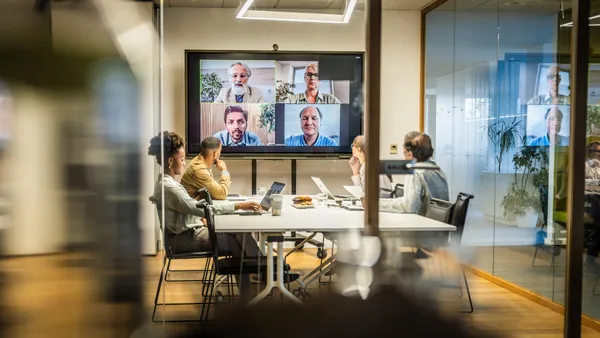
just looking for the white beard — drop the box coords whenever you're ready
[232,83,247,96]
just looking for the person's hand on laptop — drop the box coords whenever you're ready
[236,201,262,212]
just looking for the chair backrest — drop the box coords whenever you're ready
[201,202,219,260]
[450,192,474,244]
[149,196,175,257]
[425,198,454,224]
[392,183,404,198]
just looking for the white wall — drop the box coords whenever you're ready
[163,8,421,195]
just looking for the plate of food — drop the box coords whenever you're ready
[292,195,315,209]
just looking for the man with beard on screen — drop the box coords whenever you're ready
[214,62,265,103]
[285,106,338,146]
[213,105,262,146]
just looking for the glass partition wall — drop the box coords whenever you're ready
[424,0,600,326]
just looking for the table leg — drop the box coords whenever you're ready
[275,241,302,303]
[248,240,302,305]
[248,241,274,305]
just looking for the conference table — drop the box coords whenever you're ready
[214,195,456,305]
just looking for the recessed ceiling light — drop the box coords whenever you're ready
[236,0,357,24]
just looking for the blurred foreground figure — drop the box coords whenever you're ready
[179,287,498,338]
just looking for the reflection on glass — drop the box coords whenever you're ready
[421,0,600,324]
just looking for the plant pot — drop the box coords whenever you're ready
[515,209,538,228]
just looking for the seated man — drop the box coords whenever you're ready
[213,105,262,146]
[181,137,231,200]
[379,131,449,215]
[284,106,338,146]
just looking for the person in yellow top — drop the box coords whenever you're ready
[181,137,231,200]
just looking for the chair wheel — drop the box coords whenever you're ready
[317,249,327,259]
[292,289,303,297]
[215,291,224,304]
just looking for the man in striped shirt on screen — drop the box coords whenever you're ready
[284,106,338,147]
[213,105,262,146]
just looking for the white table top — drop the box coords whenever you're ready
[214,195,456,233]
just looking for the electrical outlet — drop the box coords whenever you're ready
[390,143,398,154]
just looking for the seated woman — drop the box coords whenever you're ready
[348,135,393,198]
[586,141,600,185]
[148,131,262,297]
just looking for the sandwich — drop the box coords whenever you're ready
[293,195,313,206]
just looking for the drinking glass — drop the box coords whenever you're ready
[317,193,328,206]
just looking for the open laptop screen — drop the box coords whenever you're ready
[260,181,286,211]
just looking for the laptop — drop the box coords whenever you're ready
[235,181,287,215]
[310,177,352,201]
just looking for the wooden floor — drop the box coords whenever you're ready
[1,250,599,338]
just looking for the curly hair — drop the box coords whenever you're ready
[148,131,184,166]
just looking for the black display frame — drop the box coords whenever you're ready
[185,50,364,158]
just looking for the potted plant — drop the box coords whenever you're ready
[259,104,275,134]
[201,72,224,102]
[501,146,548,228]
[275,80,295,102]
[588,104,600,134]
[482,118,523,173]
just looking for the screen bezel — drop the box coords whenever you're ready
[185,50,364,159]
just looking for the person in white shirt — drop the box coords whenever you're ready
[348,135,393,197]
[378,132,449,215]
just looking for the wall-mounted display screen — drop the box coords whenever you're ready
[186,51,363,157]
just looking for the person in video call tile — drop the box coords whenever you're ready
[213,106,262,146]
[528,106,569,146]
[285,106,338,146]
[283,64,341,104]
[527,65,570,105]
[214,62,264,103]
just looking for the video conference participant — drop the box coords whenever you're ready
[213,105,262,146]
[528,106,569,146]
[349,135,393,197]
[283,64,341,104]
[527,65,570,105]
[181,137,231,200]
[214,62,265,103]
[378,132,449,215]
[284,106,338,147]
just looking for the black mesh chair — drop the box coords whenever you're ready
[423,192,474,313]
[392,183,404,198]
[150,195,214,323]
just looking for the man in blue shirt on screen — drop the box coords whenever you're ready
[528,106,569,147]
[285,106,338,147]
[213,106,262,146]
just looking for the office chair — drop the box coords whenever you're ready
[423,192,474,313]
[150,195,215,323]
[392,183,404,198]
